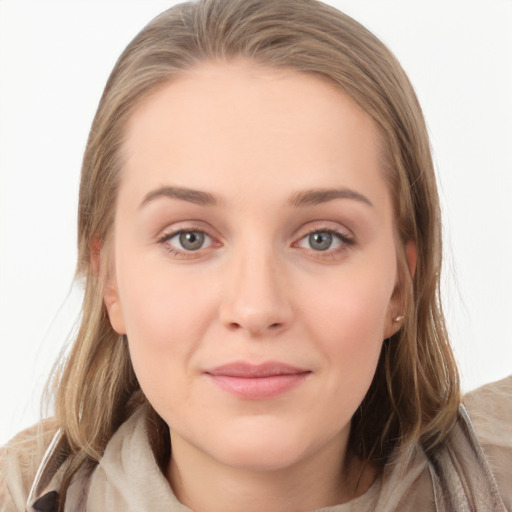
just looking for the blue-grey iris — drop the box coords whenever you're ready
[309,232,332,251]
[179,232,205,251]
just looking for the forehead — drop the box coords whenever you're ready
[119,60,390,212]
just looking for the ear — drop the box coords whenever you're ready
[104,281,127,335]
[405,240,417,278]
[90,236,102,275]
[90,237,127,335]
[383,240,417,338]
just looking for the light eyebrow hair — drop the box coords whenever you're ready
[139,185,218,208]
[288,188,374,208]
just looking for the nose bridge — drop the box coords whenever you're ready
[220,237,292,335]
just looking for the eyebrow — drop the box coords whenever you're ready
[288,188,373,208]
[139,186,218,208]
[139,185,373,209]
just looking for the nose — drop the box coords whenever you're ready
[219,247,293,337]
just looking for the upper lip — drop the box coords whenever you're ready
[205,361,310,378]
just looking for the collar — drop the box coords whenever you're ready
[26,405,505,512]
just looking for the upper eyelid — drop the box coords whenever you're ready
[158,229,216,249]
[158,222,217,239]
[294,223,353,240]
[294,229,352,247]
[300,226,350,236]
[160,227,209,238]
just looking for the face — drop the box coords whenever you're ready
[105,61,404,474]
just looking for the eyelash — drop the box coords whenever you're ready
[156,226,355,259]
[157,229,215,258]
[295,227,355,258]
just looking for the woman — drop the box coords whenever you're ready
[1,0,510,511]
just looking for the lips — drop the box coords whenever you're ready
[204,361,311,399]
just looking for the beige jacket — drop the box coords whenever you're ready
[1,376,511,512]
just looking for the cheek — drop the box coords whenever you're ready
[116,247,215,344]
[304,265,394,345]
[300,257,396,386]
[114,252,219,406]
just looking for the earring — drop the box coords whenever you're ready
[393,315,405,322]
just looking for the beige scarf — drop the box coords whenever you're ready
[26,405,507,512]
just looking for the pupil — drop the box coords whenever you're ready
[180,232,204,250]
[309,232,332,251]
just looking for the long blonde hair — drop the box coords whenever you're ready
[51,0,460,503]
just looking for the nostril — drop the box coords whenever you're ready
[228,321,281,332]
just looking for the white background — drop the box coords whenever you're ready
[0,0,511,445]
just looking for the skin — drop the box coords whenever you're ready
[104,60,411,512]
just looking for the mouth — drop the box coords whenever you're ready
[204,361,311,399]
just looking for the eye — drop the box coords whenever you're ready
[306,231,336,251]
[162,230,213,252]
[296,230,350,252]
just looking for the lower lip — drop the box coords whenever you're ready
[206,373,309,399]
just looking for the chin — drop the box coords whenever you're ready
[214,441,308,472]
[197,418,327,471]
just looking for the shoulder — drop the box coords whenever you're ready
[0,419,59,512]
[464,375,512,446]
[464,375,512,510]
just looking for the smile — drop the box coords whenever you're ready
[204,361,311,399]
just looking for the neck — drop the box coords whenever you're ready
[167,431,376,512]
